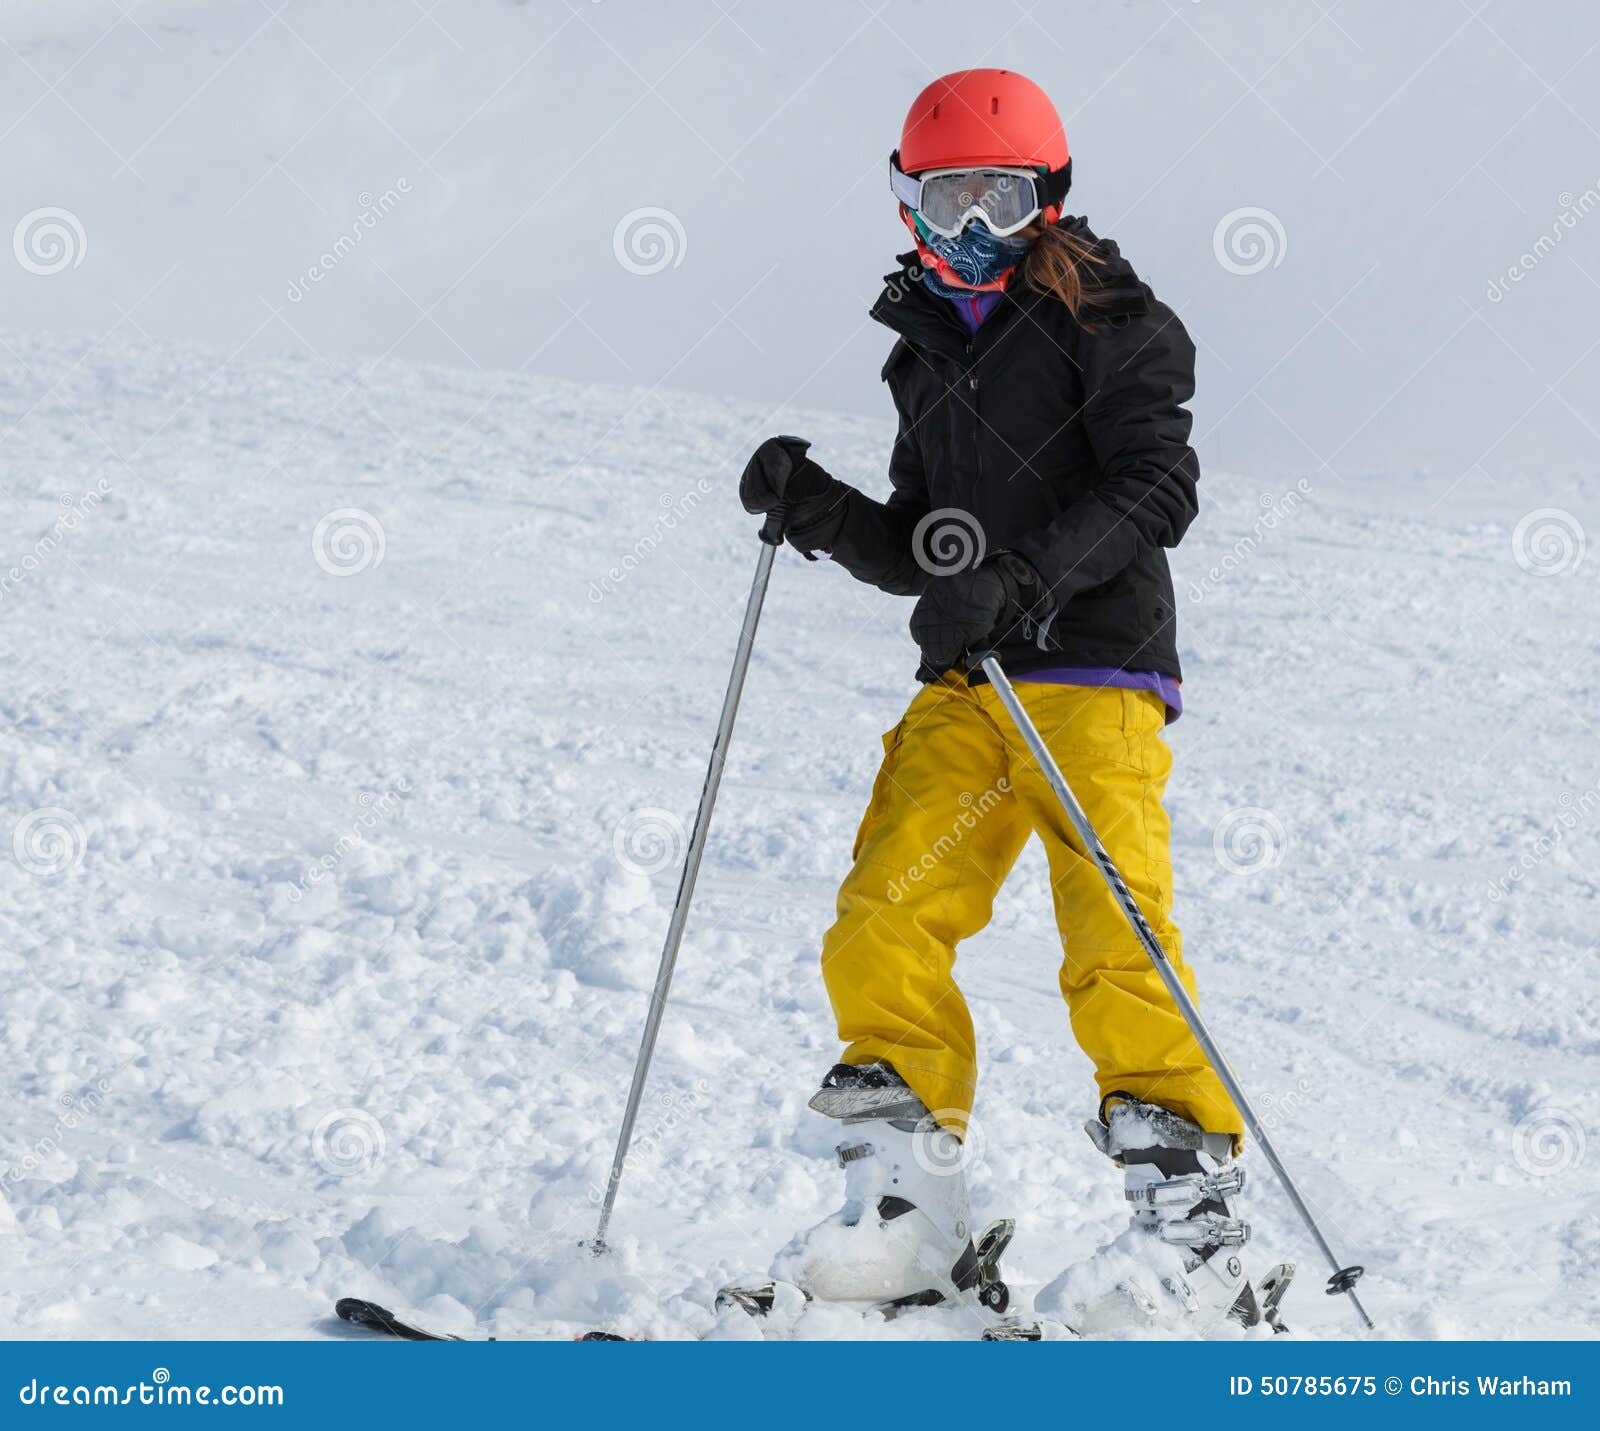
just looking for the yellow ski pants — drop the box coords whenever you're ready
[820,673,1242,1142]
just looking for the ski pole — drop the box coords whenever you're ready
[975,653,1375,1330]
[589,511,786,1255]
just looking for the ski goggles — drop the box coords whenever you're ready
[888,152,1072,238]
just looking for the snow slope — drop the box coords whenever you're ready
[1,330,1597,1340]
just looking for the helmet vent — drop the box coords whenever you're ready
[990,97,999,114]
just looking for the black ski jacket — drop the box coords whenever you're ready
[828,218,1200,681]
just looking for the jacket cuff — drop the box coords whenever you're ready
[992,549,1056,621]
[785,481,852,556]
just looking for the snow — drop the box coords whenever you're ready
[1,325,1596,1340]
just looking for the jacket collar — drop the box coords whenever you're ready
[869,251,1043,359]
[868,217,1150,357]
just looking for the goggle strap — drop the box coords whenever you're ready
[1038,158,1073,206]
[888,151,921,208]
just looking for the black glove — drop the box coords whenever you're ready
[739,436,850,556]
[910,551,1052,676]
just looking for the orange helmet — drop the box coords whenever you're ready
[896,68,1069,175]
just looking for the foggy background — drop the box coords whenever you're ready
[5,0,1600,506]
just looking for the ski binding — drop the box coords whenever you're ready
[716,1216,1017,1329]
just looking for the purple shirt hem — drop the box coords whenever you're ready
[1014,666,1183,724]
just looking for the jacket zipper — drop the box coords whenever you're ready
[966,340,982,501]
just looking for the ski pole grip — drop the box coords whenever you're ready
[759,503,788,546]
[965,648,999,685]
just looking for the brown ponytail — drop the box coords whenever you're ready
[1018,219,1106,325]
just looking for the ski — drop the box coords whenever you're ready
[334,1297,630,1342]
[979,1262,1298,1341]
[335,1297,467,1341]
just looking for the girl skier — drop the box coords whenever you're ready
[737,69,1257,1333]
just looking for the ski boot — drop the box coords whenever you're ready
[1029,1093,1288,1336]
[718,1063,1013,1324]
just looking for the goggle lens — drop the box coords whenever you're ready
[907,168,1042,237]
[919,171,1036,231]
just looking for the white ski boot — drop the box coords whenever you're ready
[1029,1094,1283,1336]
[718,1063,1012,1323]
